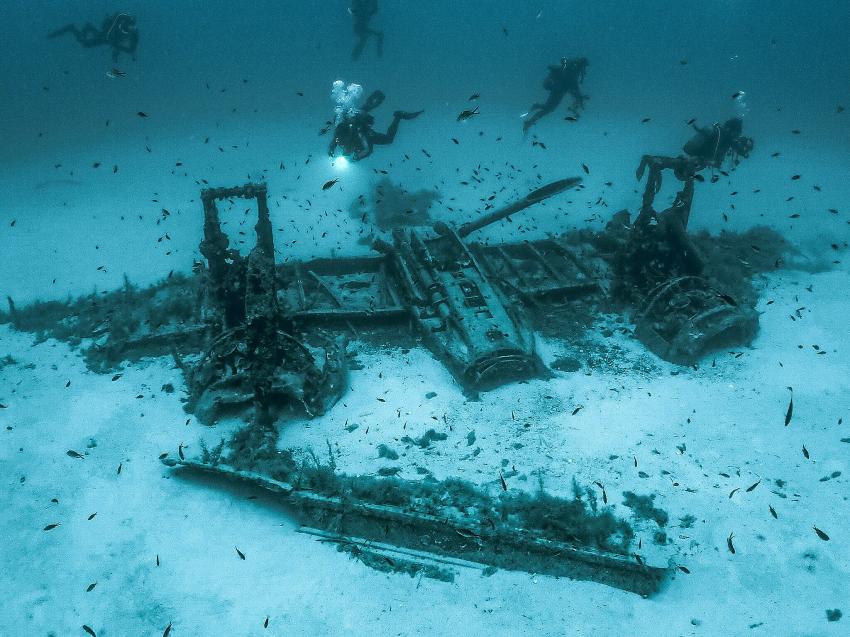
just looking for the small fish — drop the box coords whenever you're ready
[791,129,801,134]
[677,564,691,574]
[137,111,148,118]
[457,106,480,122]
[581,163,589,175]
[111,374,122,381]
[791,174,801,180]
[633,553,644,565]
[499,470,508,491]
[732,91,744,100]
[451,138,459,144]
[322,179,339,193]
[593,481,607,504]
[156,554,160,566]
[802,445,809,459]
[693,174,705,182]
[641,117,651,123]
[813,526,830,541]
[67,450,85,459]
[633,456,638,468]
[83,625,97,637]
[727,532,736,554]
[571,406,583,415]
[236,546,246,560]
[468,93,480,101]
[686,118,696,125]
[106,68,126,79]
[564,116,578,122]
[117,462,122,475]
[729,487,740,499]
[44,523,60,531]
[264,616,269,628]
[785,395,793,426]
[178,443,185,460]
[745,480,760,492]
[769,505,778,519]
[163,622,172,637]
[86,582,97,592]
[88,512,96,520]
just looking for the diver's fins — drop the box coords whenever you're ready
[362,90,386,112]
[47,25,75,38]
[393,110,424,120]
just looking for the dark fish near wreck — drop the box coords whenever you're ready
[457,106,480,122]
[322,178,340,191]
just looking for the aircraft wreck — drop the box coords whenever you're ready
[3,172,781,595]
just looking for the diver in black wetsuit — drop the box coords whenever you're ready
[48,12,138,62]
[350,0,383,60]
[635,116,754,226]
[682,117,753,168]
[328,90,422,161]
[522,57,589,133]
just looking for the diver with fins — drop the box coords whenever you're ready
[635,116,754,226]
[522,57,589,133]
[328,81,423,161]
[48,12,139,62]
[350,0,383,61]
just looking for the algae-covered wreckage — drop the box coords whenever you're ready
[2,173,789,595]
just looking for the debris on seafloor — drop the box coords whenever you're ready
[161,422,669,596]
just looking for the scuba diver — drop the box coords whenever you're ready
[682,117,753,168]
[522,57,589,134]
[350,0,383,60]
[635,116,754,226]
[328,81,423,162]
[48,12,138,62]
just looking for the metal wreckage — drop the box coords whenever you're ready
[5,160,769,596]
